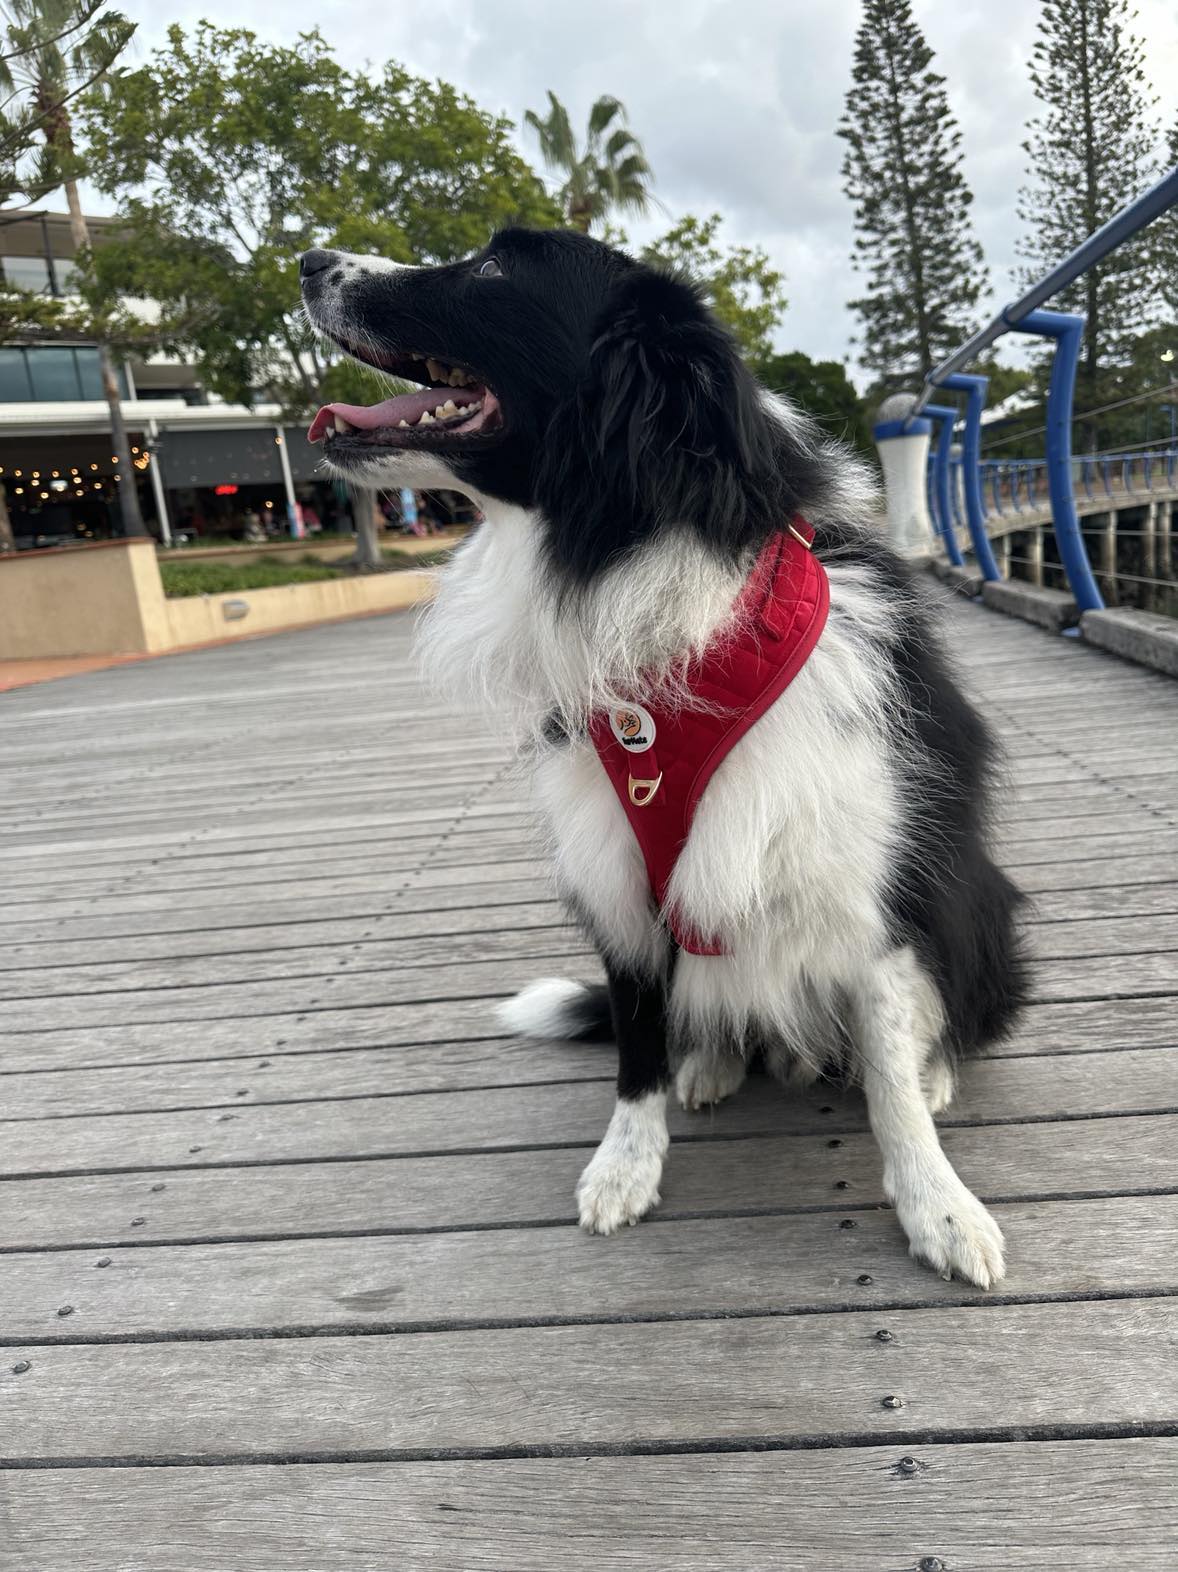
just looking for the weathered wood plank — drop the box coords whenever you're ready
[0,953,591,1030]
[6,1439,1176,1572]
[2,907,1170,995]
[2,1112,1173,1251]
[2,942,1173,1028]
[1,986,1171,1078]
[3,1300,1174,1463]
[1014,854,1178,894]
[0,858,555,925]
[0,922,587,1000]
[1029,882,1178,922]
[1,1194,1175,1340]
[1027,913,1178,959]
[0,1038,610,1121]
[0,898,567,973]
[0,811,529,888]
[1,1047,1173,1178]
[0,877,558,949]
[998,829,1178,866]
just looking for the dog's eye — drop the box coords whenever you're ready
[476,256,503,278]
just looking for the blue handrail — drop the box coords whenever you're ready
[907,165,1178,612]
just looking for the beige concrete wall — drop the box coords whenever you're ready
[161,569,437,648]
[0,539,159,658]
[0,538,437,660]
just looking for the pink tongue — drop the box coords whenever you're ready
[308,387,480,443]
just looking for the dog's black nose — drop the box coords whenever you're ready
[299,248,336,280]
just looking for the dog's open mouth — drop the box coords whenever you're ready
[308,345,503,452]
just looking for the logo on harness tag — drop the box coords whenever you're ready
[610,703,656,753]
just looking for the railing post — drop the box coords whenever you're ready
[873,393,936,557]
[924,404,966,567]
[1008,308,1105,612]
[940,371,1001,581]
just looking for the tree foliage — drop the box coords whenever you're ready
[639,213,787,363]
[525,91,653,233]
[0,0,130,204]
[1017,0,1160,414]
[79,24,559,413]
[750,349,872,455]
[838,0,987,387]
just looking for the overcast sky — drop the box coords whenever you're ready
[112,0,1178,388]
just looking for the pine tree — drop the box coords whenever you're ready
[1017,0,1160,424]
[838,0,987,388]
[1160,117,1178,328]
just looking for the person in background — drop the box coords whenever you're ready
[399,486,425,537]
[242,506,266,543]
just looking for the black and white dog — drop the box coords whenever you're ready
[301,227,1027,1288]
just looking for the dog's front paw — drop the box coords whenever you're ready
[576,1148,664,1234]
[894,1181,1006,1289]
[675,1049,746,1111]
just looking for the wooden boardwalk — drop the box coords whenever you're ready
[1,594,1176,1569]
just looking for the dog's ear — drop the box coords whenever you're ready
[535,268,798,583]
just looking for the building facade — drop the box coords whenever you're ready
[0,210,342,548]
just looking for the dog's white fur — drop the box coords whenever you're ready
[421,483,1007,1288]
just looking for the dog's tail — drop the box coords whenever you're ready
[496,978,614,1043]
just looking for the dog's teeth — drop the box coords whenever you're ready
[448,368,467,386]
[333,415,352,434]
[438,399,458,418]
[398,419,410,427]
[426,358,447,381]
[418,410,434,424]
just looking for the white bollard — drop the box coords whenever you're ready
[873,392,935,558]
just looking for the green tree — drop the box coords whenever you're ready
[1017,0,1160,434]
[639,212,787,363]
[838,0,988,387]
[750,349,871,455]
[81,24,558,563]
[1157,117,1178,333]
[0,0,136,545]
[3,0,141,534]
[525,91,653,233]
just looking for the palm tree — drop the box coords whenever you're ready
[1,1,144,536]
[524,92,654,233]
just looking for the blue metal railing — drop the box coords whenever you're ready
[975,449,1178,524]
[902,166,1178,614]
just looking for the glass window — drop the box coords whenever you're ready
[75,348,104,400]
[2,255,51,292]
[0,348,32,401]
[26,347,82,401]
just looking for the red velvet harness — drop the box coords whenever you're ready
[588,520,829,955]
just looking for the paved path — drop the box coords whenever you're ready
[1,595,1176,1569]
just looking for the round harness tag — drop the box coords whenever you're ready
[609,702,656,753]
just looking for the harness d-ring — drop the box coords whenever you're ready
[628,772,663,807]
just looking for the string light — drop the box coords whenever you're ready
[14,486,23,495]
[89,463,98,471]
[51,469,59,477]
[13,468,20,476]
[111,455,118,463]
